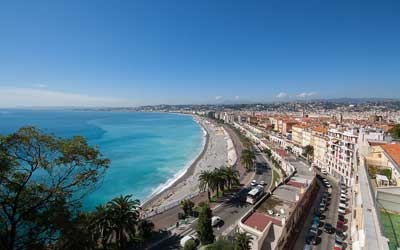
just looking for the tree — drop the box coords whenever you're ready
[180,199,195,217]
[234,232,252,250]
[106,194,140,250]
[184,239,197,250]
[206,237,234,250]
[199,170,214,201]
[220,166,239,190]
[0,126,110,250]
[241,149,255,172]
[196,203,214,245]
[389,124,400,139]
[303,145,314,160]
[264,148,272,158]
[136,219,154,240]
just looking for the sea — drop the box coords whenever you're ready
[0,109,204,210]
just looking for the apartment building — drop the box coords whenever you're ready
[326,128,359,185]
[312,136,328,170]
[292,125,306,147]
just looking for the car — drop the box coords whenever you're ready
[180,235,199,247]
[260,180,266,186]
[305,233,317,245]
[336,223,344,231]
[303,244,313,250]
[333,246,343,250]
[339,203,347,209]
[339,198,347,203]
[309,227,318,235]
[211,216,223,227]
[338,215,346,222]
[324,223,335,234]
[336,230,347,239]
[251,180,257,186]
[338,208,346,214]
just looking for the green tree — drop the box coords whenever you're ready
[0,126,110,250]
[389,124,400,139]
[180,199,195,217]
[106,194,140,250]
[241,149,256,172]
[264,148,272,158]
[220,166,240,190]
[184,239,197,250]
[234,232,252,250]
[206,237,234,250]
[136,219,154,240]
[196,203,214,245]
[199,170,214,201]
[303,145,314,160]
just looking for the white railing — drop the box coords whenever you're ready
[142,191,201,218]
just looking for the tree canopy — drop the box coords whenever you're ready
[0,126,110,250]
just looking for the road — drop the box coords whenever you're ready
[292,170,340,250]
[151,150,272,249]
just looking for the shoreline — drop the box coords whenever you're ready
[142,115,209,209]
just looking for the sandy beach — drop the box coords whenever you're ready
[142,115,236,216]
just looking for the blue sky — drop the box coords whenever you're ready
[0,0,399,106]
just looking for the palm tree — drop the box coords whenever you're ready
[220,166,240,189]
[136,219,154,240]
[234,232,253,250]
[241,149,255,172]
[107,194,140,250]
[199,170,214,201]
[213,169,227,196]
[180,199,195,217]
[92,204,113,247]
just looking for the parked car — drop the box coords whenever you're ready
[338,207,346,214]
[309,227,318,235]
[180,235,199,247]
[303,244,313,250]
[336,230,347,240]
[251,180,257,186]
[211,216,223,227]
[324,223,335,234]
[339,203,347,209]
[305,233,317,245]
[260,180,266,186]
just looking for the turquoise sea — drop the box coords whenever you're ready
[0,110,204,210]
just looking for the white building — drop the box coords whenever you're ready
[326,128,359,185]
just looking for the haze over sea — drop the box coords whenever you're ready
[0,110,204,210]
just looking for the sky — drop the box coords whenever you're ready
[0,0,399,107]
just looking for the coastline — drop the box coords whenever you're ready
[141,115,209,209]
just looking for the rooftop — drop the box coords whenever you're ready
[381,143,400,166]
[243,212,282,232]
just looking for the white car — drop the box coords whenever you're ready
[251,180,257,186]
[211,216,223,227]
[339,203,347,209]
[338,207,346,214]
[260,180,265,186]
[180,235,198,247]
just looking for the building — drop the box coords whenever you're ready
[380,144,400,186]
[326,128,358,185]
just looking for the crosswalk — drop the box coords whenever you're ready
[179,227,197,237]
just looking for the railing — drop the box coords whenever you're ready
[142,191,201,218]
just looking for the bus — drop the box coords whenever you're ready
[246,186,265,204]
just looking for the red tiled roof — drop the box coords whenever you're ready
[243,212,282,232]
[288,180,306,188]
[381,144,400,166]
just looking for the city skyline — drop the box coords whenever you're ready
[1,0,400,107]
